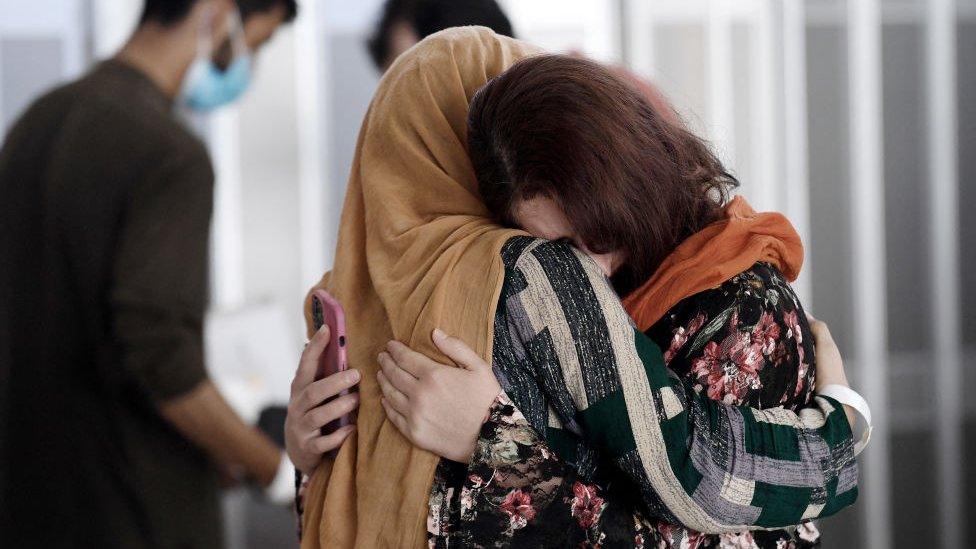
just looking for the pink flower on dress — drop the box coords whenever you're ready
[783,310,810,397]
[664,312,708,364]
[728,330,763,378]
[656,522,676,547]
[796,521,820,542]
[751,311,781,356]
[685,531,706,549]
[570,481,606,529]
[783,310,803,344]
[500,489,536,530]
[691,342,729,402]
[691,310,766,405]
[718,531,759,548]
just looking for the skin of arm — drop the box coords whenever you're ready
[159,380,282,486]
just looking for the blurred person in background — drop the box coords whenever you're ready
[365,0,679,129]
[367,0,514,71]
[0,0,316,547]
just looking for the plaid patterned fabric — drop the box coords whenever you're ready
[488,236,858,533]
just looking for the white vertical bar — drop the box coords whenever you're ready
[583,0,620,63]
[295,0,329,287]
[707,0,736,170]
[626,0,656,79]
[782,0,812,305]
[750,0,779,211]
[61,0,84,77]
[0,39,5,131]
[926,0,961,547]
[209,109,246,308]
[848,1,892,548]
[91,0,140,58]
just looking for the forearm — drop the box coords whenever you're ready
[159,379,281,486]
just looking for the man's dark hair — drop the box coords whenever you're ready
[140,0,298,26]
[367,0,513,69]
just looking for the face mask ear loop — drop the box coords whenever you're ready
[228,8,249,60]
[196,5,215,59]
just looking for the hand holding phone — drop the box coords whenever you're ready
[310,289,356,441]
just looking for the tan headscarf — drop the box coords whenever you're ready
[300,28,540,548]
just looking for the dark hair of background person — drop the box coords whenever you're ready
[468,54,739,295]
[140,0,298,26]
[367,0,514,69]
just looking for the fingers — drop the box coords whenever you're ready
[293,324,330,395]
[378,351,417,390]
[381,397,411,440]
[386,340,440,378]
[297,369,361,414]
[376,370,410,415]
[431,329,486,371]
[300,392,360,432]
[808,317,833,345]
[308,424,356,455]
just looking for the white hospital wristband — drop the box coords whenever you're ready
[818,384,872,456]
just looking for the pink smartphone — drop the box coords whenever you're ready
[310,289,355,440]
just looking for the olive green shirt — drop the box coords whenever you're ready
[0,60,220,548]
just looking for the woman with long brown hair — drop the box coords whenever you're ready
[286,30,868,548]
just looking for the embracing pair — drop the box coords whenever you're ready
[286,27,870,549]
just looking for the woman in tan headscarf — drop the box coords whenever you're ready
[287,27,865,548]
[290,27,537,548]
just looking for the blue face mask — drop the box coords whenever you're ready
[181,9,252,111]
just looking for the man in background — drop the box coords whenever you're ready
[0,0,297,546]
[367,0,514,71]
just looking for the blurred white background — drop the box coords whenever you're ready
[1,0,973,547]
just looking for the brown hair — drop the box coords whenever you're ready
[467,54,737,294]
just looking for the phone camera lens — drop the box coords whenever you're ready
[339,336,346,347]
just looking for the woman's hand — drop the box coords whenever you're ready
[285,324,361,474]
[376,329,502,463]
[808,315,849,391]
[808,315,856,427]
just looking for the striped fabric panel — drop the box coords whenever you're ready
[494,237,859,533]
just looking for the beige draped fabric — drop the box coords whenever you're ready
[300,27,540,548]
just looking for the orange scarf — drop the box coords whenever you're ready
[622,196,803,331]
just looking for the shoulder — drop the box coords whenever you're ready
[71,67,210,168]
[499,236,633,340]
[501,236,606,282]
[667,262,798,319]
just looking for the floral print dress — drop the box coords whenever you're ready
[426,238,852,548]
[641,262,820,548]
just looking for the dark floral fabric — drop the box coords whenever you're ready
[649,263,815,410]
[428,393,665,548]
[642,262,820,547]
[427,260,829,548]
